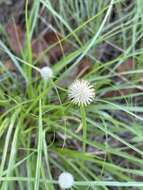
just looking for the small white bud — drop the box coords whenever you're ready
[58,172,74,189]
[40,66,53,81]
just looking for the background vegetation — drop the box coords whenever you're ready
[0,0,143,189]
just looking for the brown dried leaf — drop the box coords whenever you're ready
[31,31,69,63]
[32,38,48,59]
[5,22,25,54]
[44,32,62,44]
[6,22,69,65]
[44,32,69,63]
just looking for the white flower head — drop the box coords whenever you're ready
[40,66,53,81]
[58,172,74,189]
[68,79,95,106]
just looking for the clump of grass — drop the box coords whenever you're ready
[0,0,143,189]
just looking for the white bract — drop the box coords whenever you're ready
[40,66,53,81]
[58,172,74,189]
[68,79,95,106]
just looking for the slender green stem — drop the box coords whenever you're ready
[25,0,32,66]
[80,105,87,152]
[25,0,34,97]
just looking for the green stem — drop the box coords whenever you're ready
[25,0,34,98]
[80,105,87,152]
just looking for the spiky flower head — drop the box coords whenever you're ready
[40,66,53,81]
[68,79,95,106]
[58,172,74,189]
